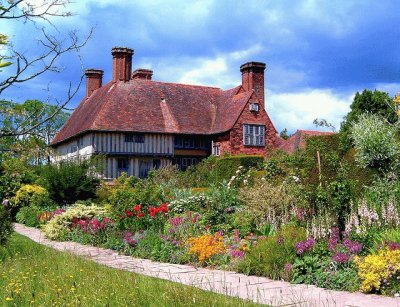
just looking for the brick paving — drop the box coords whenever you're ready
[14,223,400,307]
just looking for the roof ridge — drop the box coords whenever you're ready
[142,79,222,90]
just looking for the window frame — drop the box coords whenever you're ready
[243,124,266,146]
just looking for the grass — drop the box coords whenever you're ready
[0,234,262,306]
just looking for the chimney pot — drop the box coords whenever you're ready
[132,68,153,80]
[240,61,266,103]
[85,69,103,97]
[111,47,134,82]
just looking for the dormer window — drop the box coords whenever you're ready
[249,102,259,112]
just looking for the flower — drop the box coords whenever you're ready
[295,237,316,255]
[133,204,142,212]
[332,252,350,263]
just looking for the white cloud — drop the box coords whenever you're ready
[267,89,353,133]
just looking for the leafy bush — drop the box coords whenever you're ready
[16,206,45,227]
[169,194,211,214]
[0,206,13,245]
[39,160,100,205]
[180,155,264,187]
[237,225,306,280]
[43,204,106,240]
[11,184,53,208]
[239,180,304,228]
[350,114,400,172]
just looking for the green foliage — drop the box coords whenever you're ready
[0,206,12,245]
[340,89,398,150]
[350,114,400,172]
[239,180,303,228]
[169,193,211,214]
[201,183,241,232]
[15,206,44,228]
[237,225,306,280]
[0,157,38,200]
[43,204,106,240]
[39,160,100,205]
[181,155,264,187]
[292,256,359,291]
[279,128,290,140]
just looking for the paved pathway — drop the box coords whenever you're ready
[14,223,400,307]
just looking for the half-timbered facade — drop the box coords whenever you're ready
[51,46,280,179]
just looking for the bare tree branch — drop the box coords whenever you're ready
[0,0,93,139]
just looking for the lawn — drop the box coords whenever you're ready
[0,234,261,306]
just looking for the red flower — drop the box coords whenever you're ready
[125,210,133,217]
[137,213,144,218]
[160,203,169,213]
[148,207,156,218]
[133,204,142,212]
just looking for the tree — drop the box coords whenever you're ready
[0,0,92,138]
[0,99,69,163]
[350,113,399,173]
[279,128,290,140]
[340,89,398,150]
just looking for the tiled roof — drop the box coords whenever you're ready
[51,79,251,145]
[278,130,336,153]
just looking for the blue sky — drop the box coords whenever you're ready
[2,0,400,133]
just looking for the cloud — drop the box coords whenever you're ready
[267,89,353,133]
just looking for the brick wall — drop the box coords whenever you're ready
[229,93,278,156]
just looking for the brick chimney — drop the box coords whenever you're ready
[132,68,153,80]
[111,47,134,82]
[240,62,266,103]
[85,69,103,97]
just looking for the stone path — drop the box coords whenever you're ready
[14,223,400,307]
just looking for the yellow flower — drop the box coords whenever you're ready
[187,233,226,263]
[5,297,13,301]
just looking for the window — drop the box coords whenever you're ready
[243,124,265,146]
[125,134,134,142]
[249,103,259,112]
[125,134,145,143]
[71,145,78,153]
[117,158,129,170]
[135,134,144,143]
[212,142,220,156]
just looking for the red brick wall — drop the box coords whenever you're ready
[229,93,279,156]
[214,133,231,155]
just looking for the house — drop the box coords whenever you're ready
[51,46,281,179]
[278,130,336,153]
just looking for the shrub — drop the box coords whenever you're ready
[16,206,45,227]
[356,247,400,294]
[350,114,400,172]
[238,180,304,228]
[237,225,306,280]
[39,160,100,205]
[169,194,211,214]
[0,206,13,245]
[11,184,53,208]
[43,204,106,240]
[180,155,264,187]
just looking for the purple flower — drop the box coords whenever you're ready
[386,241,400,250]
[295,237,316,255]
[342,238,363,254]
[123,232,138,247]
[328,227,340,251]
[332,252,350,263]
[277,235,284,245]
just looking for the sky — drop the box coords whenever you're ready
[1,0,400,134]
